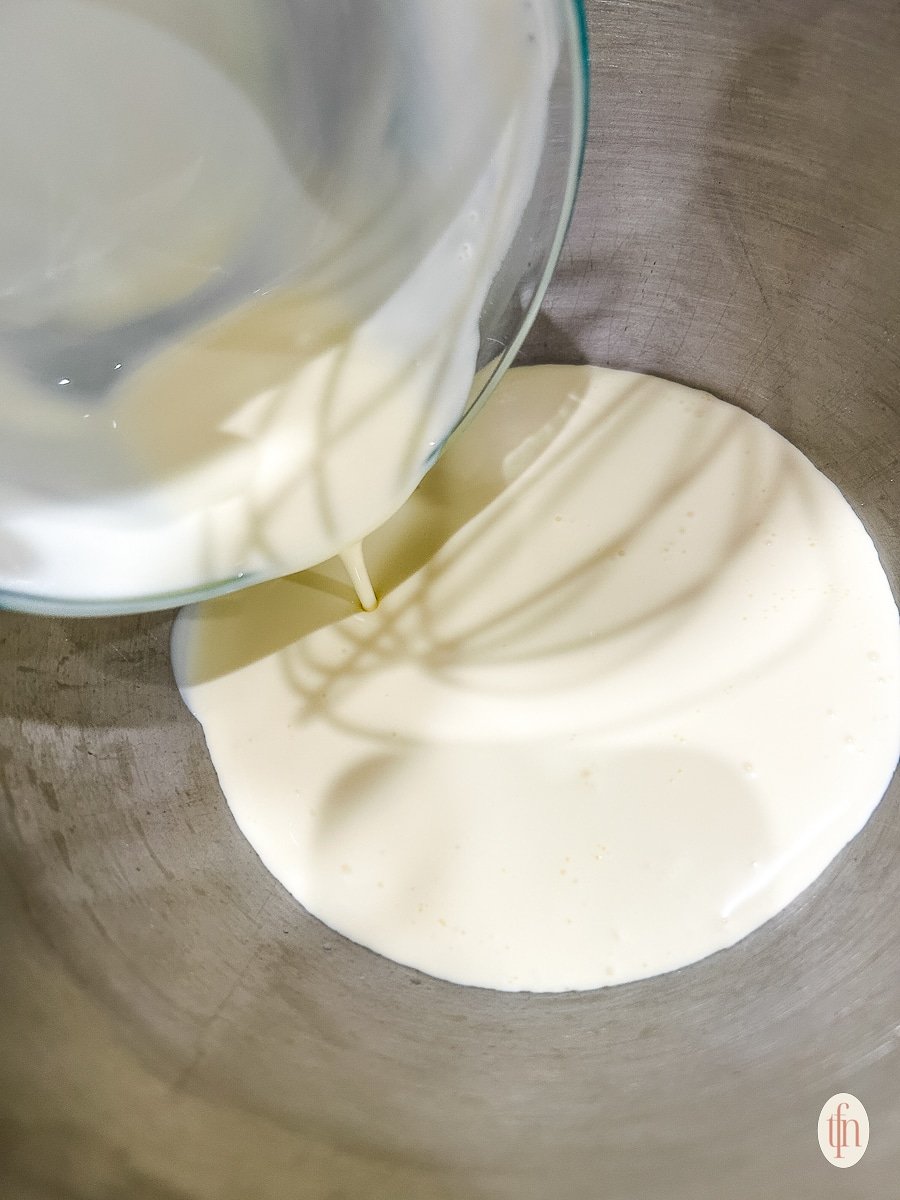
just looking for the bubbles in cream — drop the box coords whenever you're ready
[173,366,900,992]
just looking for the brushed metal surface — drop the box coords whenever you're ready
[1,2,899,1197]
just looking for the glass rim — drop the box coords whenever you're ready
[438,0,590,453]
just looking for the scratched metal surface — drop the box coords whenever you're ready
[1,2,899,1197]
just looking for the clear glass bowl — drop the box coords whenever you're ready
[0,0,588,616]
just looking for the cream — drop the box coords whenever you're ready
[0,0,557,604]
[173,366,900,991]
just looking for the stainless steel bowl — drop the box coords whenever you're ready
[2,2,898,1196]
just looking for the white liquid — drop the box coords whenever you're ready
[174,367,900,992]
[339,545,378,614]
[0,0,557,604]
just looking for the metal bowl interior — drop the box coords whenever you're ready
[1,2,898,1197]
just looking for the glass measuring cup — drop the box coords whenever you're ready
[0,0,588,615]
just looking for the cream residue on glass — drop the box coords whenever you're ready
[0,0,557,604]
[173,366,900,992]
